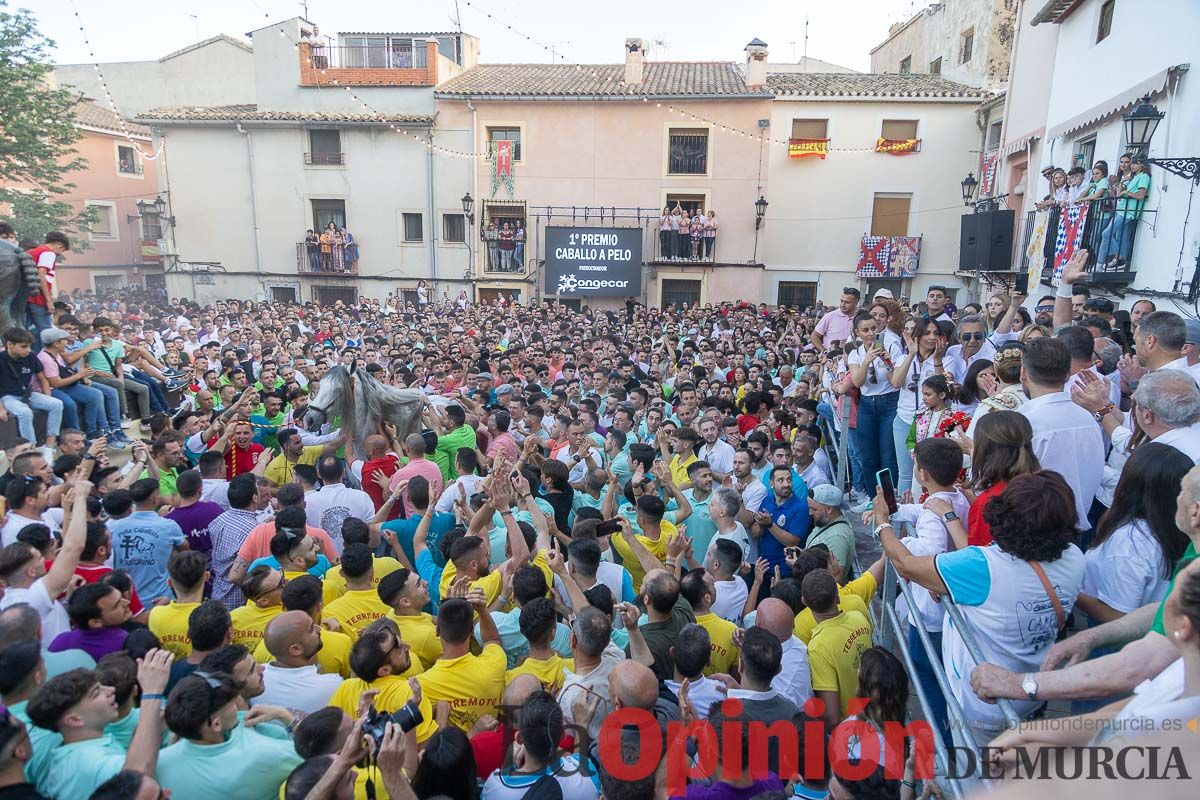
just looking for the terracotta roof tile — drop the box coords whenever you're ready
[435,62,771,98]
[767,72,985,99]
[73,101,152,137]
[136,104,433,124]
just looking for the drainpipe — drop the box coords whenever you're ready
[467,98,479,301]
[237,123,264,282]
[427,132,439,296]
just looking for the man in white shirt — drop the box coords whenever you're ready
[944,314,993,384]
[729,448,767,527]
[253,611,342,713]
[0,481,88,645]
[925,286,954,323]
[1133,370,1200,462]
[754,598,813,709]
[774,365,802,398]
[664,624,725,720]
[696,417,735,480]
[305,456,375,551]
[706,539,749,624]
[1019,338,1104,529]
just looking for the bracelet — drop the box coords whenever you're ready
[1093,403,1115,422]
[142,693,165,702]
[873,522,894,537]
[1056,279,1075,298]
[902,780,917,789]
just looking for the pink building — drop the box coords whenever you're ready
[55,102,167,294]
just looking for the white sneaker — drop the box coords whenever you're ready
[850,498,873,514]
[849,489,869,505]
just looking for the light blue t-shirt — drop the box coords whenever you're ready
[416,549,443,614]
[671,488,716,562]
[381,512,456,566]
[9,699,61,790]
[246,553,331,578]
[109,510,186,602]
[40,733,126,800]
[475,606,573,669]
[43,646,94,678]
[156,722,303,800]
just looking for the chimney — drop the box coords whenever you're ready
[744,38,768,88]
[625,38,646,85]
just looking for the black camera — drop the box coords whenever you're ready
[363,701,423,745]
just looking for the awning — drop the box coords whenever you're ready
[1046,68,1171,140]
[998,131,1041,159]
[1031,0,1085,26]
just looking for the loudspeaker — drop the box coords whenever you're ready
[959,209,1015,271]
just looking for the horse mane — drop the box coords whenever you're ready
[315,365,428,460]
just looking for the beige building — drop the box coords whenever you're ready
[763,72,985,306]
[870,0,1017,92]
[434,38,774,308]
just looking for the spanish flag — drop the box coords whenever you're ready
[788,138,829,159]
[875,137,921,155]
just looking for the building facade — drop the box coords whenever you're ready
[870,0,1018,92]
[433,38,774,309]
[763,72,985,307]
[995,0,1199,303]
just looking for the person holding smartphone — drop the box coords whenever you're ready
[844,312,903,504]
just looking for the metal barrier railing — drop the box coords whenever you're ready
[872,550,1023,795]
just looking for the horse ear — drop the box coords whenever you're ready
[348,359,358,375]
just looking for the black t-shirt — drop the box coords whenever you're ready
[0,783,49,800]
[0,352,41,398]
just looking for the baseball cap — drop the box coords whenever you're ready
[40,328,70,346]
[475,371,493,380]
[872,288,894,300]
[1185,319,1200,345]
[810,484,844,507]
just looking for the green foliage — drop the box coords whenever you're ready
[0,2,94,248]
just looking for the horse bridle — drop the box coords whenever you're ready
[305,370,355,422]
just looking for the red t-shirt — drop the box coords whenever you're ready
[737,413,760,436]
[25,245,56,307]
[208,438,264,480]
[361,455,401,517]
[967,481,1004,547]
[470,724,574,781]
[72,563,145,615]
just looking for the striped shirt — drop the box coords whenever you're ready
[208,508,259,609]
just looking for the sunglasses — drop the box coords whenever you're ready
[959,332,986,341]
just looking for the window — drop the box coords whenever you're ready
[1074,137,1096,170]
[871,193,912,238]
[313,285,358,306]
[140,210,163,240]
[668,128,708,175]
[342,36,427,68]
[270,286,298,303]
[986,121,1003,151]
[899,56,912,74]
[660,279,701,309]
[929,57,942,75]
[86,203,116,240]
[443,213,466,243]
[487,127,522,161]
[1097,0,1115,42]
[790,119,828,140]
[880,119,919,140]
[312,199,346,232]
[777,281,816,309]
[960,28,974,64]
[117,145,140,175]
[307,130,343,165]
[402,213,423,242]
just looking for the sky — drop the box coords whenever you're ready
[31,0,921,71]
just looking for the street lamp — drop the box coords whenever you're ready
[461,192,476,291]
[754,195,769,231]
[960,172,978,206]
[461,192,475,224]
[1122,94,1165,157]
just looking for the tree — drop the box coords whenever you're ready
[0,2,96,248]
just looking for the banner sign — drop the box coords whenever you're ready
[491,139,514,198]
[544,226,642,297]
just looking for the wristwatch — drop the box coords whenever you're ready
[1021,672,1039,702]
[942,511,959,523]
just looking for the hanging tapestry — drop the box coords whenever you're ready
[979,149,999,196]
[857,236,892,277]
[1025,209,1050,288]
[788,138,829,159]
[491,139,515,198]
[1051,203,1090,286]
[875,138,920,155]
[888,236,922,278]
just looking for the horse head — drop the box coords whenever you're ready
[303,365,352,432]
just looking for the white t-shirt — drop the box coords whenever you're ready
[937,543,1086,734]
[304,484,375,549]
[252,664,342,714]
[0,579,70,646]
[711,577,749,624]
[434,474,485,513]
[846,340,903,397]
[1081,519,1170,615]
[706,523,752,564]
[1095,658,1200,745]
[0,511,60,547]
[481,755,599,800]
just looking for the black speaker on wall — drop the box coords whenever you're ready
[959,209,1015,271]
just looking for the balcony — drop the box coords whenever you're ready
[296,242,358,276]
[650,228,719,264]
[299,40,438,87]
[1020,197,1157,288]
[304,152,345,166]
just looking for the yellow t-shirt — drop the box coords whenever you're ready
[263,446,323,486]
[610,530,670,592]
[694,612,739,676]
[807,609,872,717]
[391,613,442,672]
[793,571,877,644]
[148,601,200,659]
[437,562,504,608]
[417,643,507,732]
[323,556,404,606]
[230,602,283,651]
[505,654,575,695]
[669,453,698,487]
[254,626,353,678]
[328,673,438,744]
[322,589,394,641]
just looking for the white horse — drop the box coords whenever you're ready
[303,364,428,460]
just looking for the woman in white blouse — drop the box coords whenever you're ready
[889,315,949,497]
[1078,442,1192,624]
[845,311,903,496]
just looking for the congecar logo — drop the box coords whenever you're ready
[557,274,631,293]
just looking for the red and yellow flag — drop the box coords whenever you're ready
[875,137,921,155]
[788,138,829,159]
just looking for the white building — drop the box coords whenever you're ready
[762,72,985,306]
[995,0,1200,304]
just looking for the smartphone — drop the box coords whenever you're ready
[1014,272,1029,295]
[877,469,898,515]
[596,519,623,536]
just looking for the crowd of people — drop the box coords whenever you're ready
[0,228,1196,799]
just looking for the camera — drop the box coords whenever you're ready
[363,701,423,745]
